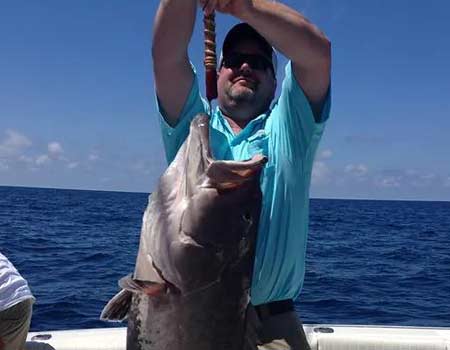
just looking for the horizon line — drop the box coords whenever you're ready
[0,184,449,203]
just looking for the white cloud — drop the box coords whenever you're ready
[405,169,418,176]
[3,130,32,148]
[345,163,368,177]
[373,170,449,191]
[67,162,79,169]
[36,154,51,166]
[48,142,64,159]
[319,149,333,159]
[421,173,436,180]
[19,155,34,164]
[444,177,450,188]
[33,142,68,167]
[312,161,331,185]
[376,176,401,188]
[0,132,79,173]
[311,150,334,186]
[88,153,99,162]
[410,174,435,187]
[132,160,153,175]
[0,129,32,157]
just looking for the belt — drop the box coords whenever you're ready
[254,299,294,320]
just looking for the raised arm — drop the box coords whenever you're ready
[152,0,198,127]
[203,0,331,120]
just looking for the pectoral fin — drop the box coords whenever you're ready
[100,274,167,322]
[100,289,132,321]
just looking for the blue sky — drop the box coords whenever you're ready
[1,1,449,201]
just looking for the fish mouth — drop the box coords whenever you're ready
[203,155,268,190]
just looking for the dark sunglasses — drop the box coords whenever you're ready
[222,53,273,73]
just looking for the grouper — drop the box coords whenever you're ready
[101,114,267,350]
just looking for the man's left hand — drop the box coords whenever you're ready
[199,0,253,17]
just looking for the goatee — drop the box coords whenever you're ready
[227,86,255,104]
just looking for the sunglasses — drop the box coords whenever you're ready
[222,53,273,73]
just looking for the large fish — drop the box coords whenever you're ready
[101,114,267,350]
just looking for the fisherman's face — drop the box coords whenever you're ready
[217,40,276,120]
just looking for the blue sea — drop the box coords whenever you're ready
[0,186,449,331]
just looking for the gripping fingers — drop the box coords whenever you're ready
[200,0,217,15]
[217,0,233,12]
[200,0,233,15]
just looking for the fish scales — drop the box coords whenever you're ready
[102,114,267,350]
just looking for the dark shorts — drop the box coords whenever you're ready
[0,299,33,350]
[245,300,311,350]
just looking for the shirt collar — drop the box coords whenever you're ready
[214,107,269,138]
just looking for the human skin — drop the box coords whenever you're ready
[152,0,331,129]
[216,39,276,131]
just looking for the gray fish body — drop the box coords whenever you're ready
[102,114,266,350]
[127,267,251,350]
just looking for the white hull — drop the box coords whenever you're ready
[26,324,450,349]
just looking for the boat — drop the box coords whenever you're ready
[25,324,450,349]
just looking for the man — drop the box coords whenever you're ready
[0,252,35,350]
[152,0,331,349]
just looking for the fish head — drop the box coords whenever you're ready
[180,154,267,247]
[140,114,267,293]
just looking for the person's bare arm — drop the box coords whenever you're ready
[152,0,198,127]
[203,0,331,120]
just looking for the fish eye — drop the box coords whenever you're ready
[242,211,252,222]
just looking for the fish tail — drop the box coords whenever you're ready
[100,289,132,322]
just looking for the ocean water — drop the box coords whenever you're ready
[0,186,449,331]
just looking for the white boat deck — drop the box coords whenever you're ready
[26,324,450,349]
